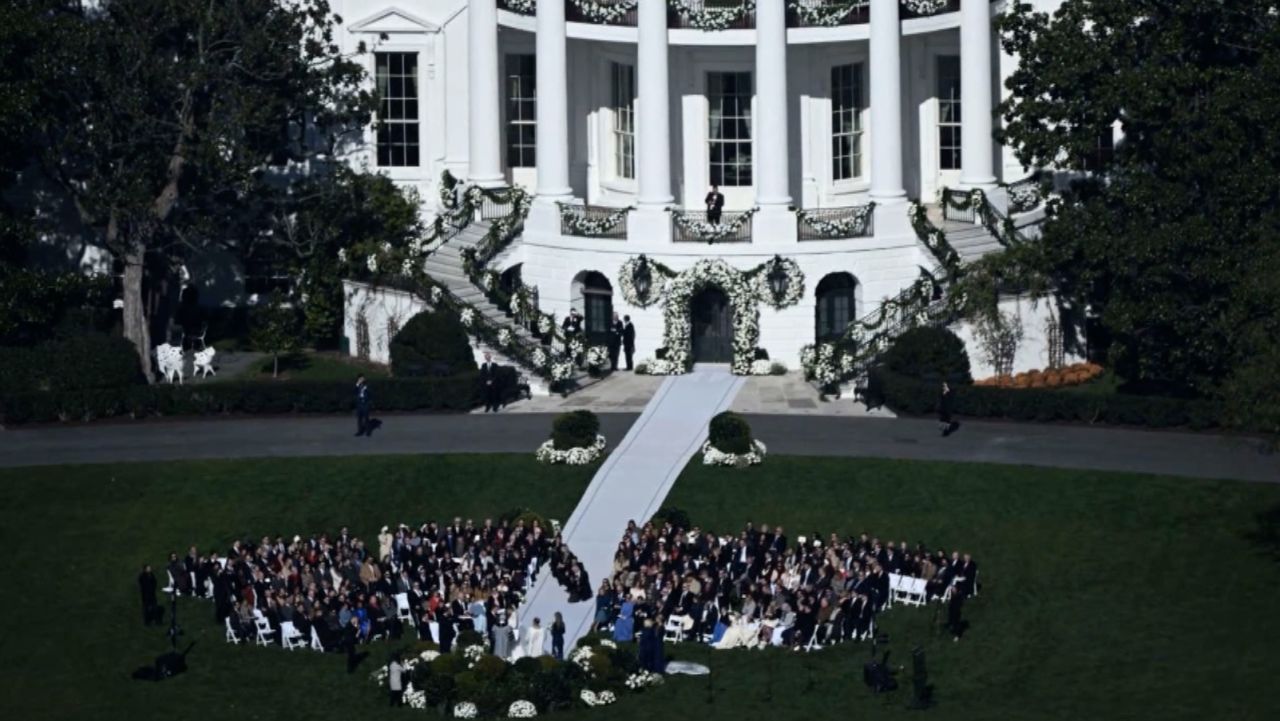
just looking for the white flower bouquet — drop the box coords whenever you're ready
[586,345,609,370]
[535,434,607,465]
[454,701,479,718]
[508,699,538,718]
[702,438,767,466]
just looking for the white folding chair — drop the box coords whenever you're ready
[887,572,903,607]
[908,577,928,606]
[428,621,440,644]
[162,571,176,594]
[254,617,276,647]
[663,616,685,643]
[309,626,324,651]
[280,621,305,650]
[395,593,414,627]
[972,569,979,597]
[188,572,197,596]
[225,617,241,644]
[803,625,822,653]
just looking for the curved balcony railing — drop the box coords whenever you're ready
[558,203,632,239]
[796,203,876,240]
[670,209,754,243]
[498,1,966,29]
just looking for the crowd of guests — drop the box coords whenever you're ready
[594,520,979,649]
[149,516,590,668]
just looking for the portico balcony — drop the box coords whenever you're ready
[497,0,965,30]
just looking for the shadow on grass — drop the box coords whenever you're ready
[1245,503,1280,564]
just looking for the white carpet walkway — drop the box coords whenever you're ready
[517,367,745,651]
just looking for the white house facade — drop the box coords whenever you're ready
[337,0,1076,377]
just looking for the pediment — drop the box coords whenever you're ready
[349,7,439,35]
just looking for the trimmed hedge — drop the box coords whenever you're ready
[881,326,972,383]
[0,334,143,395]
[551,409,600,450]
[867,368,1222,430]
[709,411,753,454]
[390,308,477,377]
[0,375,485,425]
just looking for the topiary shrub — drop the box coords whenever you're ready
[421,672,455,708]
[551,409,600,450]
[512,656,542,677]
[389,308,477,377]
[708,411,753,454]
[455,629,484,649]
[0,333,143,395]
[880,326,972,383]
[431,653,467,676]
[474,654,508,682]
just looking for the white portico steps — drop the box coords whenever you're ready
[515,367,745,653]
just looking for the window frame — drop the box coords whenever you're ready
[936,55,962,172]
[610,62,636,182]
[830,63,866,183]
[707,70,754,188]
[504,53,537,170]
[374,52,421,168]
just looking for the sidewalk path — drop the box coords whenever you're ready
[516,368,745,651]
[0,408,1273,483]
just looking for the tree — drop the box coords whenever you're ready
[32,0,374,378]
[251,291,302,378]
[994,0,1280,399]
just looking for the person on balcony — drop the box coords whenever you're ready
[705,185,725,225]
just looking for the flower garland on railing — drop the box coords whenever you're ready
[1007,182,1043,214]
[536,434,607,465]
[672,0,756,31]
[502,0,537,14]
[902,0,950,15]
[795,203,875,239]
[558,203,633,237]
[938,186,1029,250]
[788,0,866,26]
[908,201,963,277]
[572,0,637,23]
[670,207,757,242]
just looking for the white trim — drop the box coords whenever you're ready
[349,7,441,35]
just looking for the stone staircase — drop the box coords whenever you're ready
[422,221,593,397]
[925,202,1047,264]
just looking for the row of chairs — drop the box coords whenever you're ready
[886,570,979,609]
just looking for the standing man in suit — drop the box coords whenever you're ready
[139,564,160,626]
[622,315,636,371]
[480,352,501,413]
[607,312,623,371]
[705,185,725,225]
[354,374,372,436]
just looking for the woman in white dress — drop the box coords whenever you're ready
[524,617,547,658]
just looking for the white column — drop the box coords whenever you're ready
[535,0,572,201]
[754,0,791,209]
[869,0,906,204]
[636,0,673,207]
[467,0,504,187]
[960,0,997,187]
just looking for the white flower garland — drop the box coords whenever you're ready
[586,345,610,370]
[559,203,632,237]
[749,358,774,375]
[503,0,536,14]
[754,256,805,310]
[800,342,859,386]
[788,0,865,26]
[462,644,485,668]
[508,699,538,718]
[535,434,607,465]
[617,256,667,308]
[531,346,549,369]
[671,207,757,242]
[498,328,514,347]
[580,689,617,706]
[795,203,875,239]
[903,0,950,15]
[460,308,476,327]
[454,701,479,719]
[624,670,665,689]
[644,259,761,375]
[571,0,636,23]
[673,0,755,31]
[701,438,767,466]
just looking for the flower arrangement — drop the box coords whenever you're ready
[430,286,444,304]
[795,203,875,239]
[531,347,549,369]
[459,308,476,327]
[569,646,595,673]
[788,0,865,26]
[535,434,607,465]
[617,255,667,308]
[647,259,762,375]
[670,207,757,242]
[800,342,860,390]
[503,0,536,13]
[701,438,767,466]
[550,359,576,383]
[463,644,486,668]
[405,684,427,708]
[366,255,378,273]
[580,689,617,706]
[586,345,610,372]
[419,649,441,663]
[903,0,950,15]
[558,203,632,237]
[754,256,805,310]
[569,338,585,359]
[673,0,755,30]
[453,701,479,719]
[508,699,538,718]
[624,670,664,690]
[749,358,774,375]
[337,247,347,263]
[498,329,514,347]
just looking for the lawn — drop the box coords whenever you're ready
[1,455,1277,721]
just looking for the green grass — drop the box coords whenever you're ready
[252,351,390,382]
[1,455,1277,721]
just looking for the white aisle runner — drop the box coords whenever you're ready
[517,367,744,651]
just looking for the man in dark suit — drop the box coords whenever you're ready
[139,565,160,626]
[354,375,372,436]
[479,352,501,412]
[607,313,623,371]
[622,315,636,370]
[343,615,360,672]
[705,185,725,225]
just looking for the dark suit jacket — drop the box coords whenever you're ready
[705,192,725,211]
[623,322,636,350]
[608,321,623,350]
[355,383,371,410]
[480,363,498,385]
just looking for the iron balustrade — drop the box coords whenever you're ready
[670,209,753,243]
[668,0,756,30]
[558,203,632,239]
[941,188,977,224]
[498,1,974,28]
[479,194,517,221]
[786,0,869,27]
[566,0,638,25]
[796,204,875,240]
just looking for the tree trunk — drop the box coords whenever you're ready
[122,241,154,382]
[273,352,279,378]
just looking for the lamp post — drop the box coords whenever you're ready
[767,255,789,302]
[634,256,652,302]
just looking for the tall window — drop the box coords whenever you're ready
[580,272,614,344]
[815,273,858,342]
[375,53,420,167]
[611,63,636,180]
[937,56,962,171]
[505,54,537,168]
[831,63,864,181]
[708,71,753,187]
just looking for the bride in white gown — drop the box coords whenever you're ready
[712,614,761,650]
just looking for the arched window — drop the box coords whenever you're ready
[815,273,858,342]
[572,271,614,344]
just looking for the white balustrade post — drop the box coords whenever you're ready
[535,0,572,201]
[869,0,906,205]
[754,0,791,209]
[467,0,504,187]
[637,0,673,208]
[960,0,997,188]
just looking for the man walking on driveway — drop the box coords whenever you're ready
[623,315,636,371]
[355,374,372,436]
